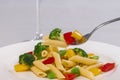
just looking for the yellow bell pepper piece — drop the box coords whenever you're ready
[78,36,87,43]
[71,30,83,40]
[14,64,30,72]
[88,53,95,57]
[65,49,76,58]
[89,67,102,76]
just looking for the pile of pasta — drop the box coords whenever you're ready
[14,41,113,80]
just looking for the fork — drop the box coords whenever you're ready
[81,17,120,44]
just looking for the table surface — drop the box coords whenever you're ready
[0,0,120,47]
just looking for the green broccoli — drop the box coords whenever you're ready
[58,50,66,57]
[19,53,35,66]
[73,48,88,57]
[71,67,80,76]
[34,42,49,59]
[19,54,25,64]
[49,28,61,40]
[47,71,56,79]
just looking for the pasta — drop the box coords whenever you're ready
[14,28,115,80]
[85,63,103,70]
[41,50,48,58]
[31,66,47,77]
[78,66,95,80]
[69,55,98,65]
[43,38,67,48]
[52,52,66,71]
[33,60,50,71]
[62,59,76,68]
[14,42,115,80]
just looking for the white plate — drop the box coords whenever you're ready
[0,40,120,80]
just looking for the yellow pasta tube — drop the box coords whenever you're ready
[62,59,76,68]
[69,55,98,65]
[85,63,103,70]
[43,39,67,48]
[31,66,47,77]
[52,52,66,71]
[33,60,50,71]
[78,66,94,80]
[47,64,65,79]
[41,50,48,58]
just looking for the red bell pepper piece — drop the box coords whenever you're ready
[43,57,55,64]
[99,63,115,72]
[64,32,76,45]
[26,51,33,54]
[64,73,77,80]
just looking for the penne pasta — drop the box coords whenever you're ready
[78,66,94,80]
[62,59,76,68]
[85,63,103,70]
[43,39,67,48]
[41,50,48,58]
[33,60,50,71]
[52,52,66,71]
[47,64,65,79]
[69,55,98,65]
[31,66,47,77]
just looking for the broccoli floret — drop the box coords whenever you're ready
[73,48,88,57]
[19,54,25,64]
[34,42,49,59]
[58,50,66,57]
[49,28,61,40]
[71,67,80,76]
[47,71,56,79]
[19,53,35,66]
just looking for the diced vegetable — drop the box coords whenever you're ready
[99,63,115,72]
[90,56,99,60]
[49,28,62,40]
[71,67,80,76]
[26,51,33,54]
[58,50,66,57]
[14,64,30,72]
[64,32,76,45]
[88,53,95,57]
[64,73,77,80]
[47,71,56,79]
[19,54,25,64]
[34,42,49,59]
[71,30,83,40]
[89,68,102,76]
[65,49,76,58]
[78,37,87,44]
[43,57,55,64]
[19,53,35,66]
[88,53,99,60]
[73,48,88,57]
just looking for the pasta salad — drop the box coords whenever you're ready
[14,28,115,80]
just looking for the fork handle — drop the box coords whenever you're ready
[91,17,120,34]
